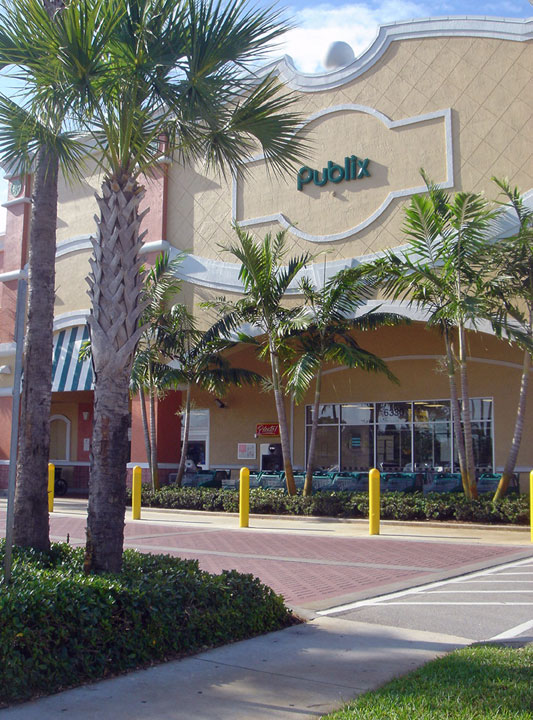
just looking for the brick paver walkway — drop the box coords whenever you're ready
[3,510,530,609]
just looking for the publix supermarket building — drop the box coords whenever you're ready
[0,15,532,491]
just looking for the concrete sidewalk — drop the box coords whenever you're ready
[1,616,471,719]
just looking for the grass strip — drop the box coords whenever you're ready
[322,644,533,719]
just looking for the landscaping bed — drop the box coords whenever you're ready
[0,541,295,706]
[322,643,533,719]
[133,486,530,525]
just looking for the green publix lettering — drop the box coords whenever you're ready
[297,156,370,191]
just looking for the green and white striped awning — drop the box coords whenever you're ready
[52,325,94,392]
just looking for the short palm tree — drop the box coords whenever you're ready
[160,303,263,486]
[205,227,313,495]
[287,267,402,496]
[130,252,183,491]
[376,174,500,499]
[488,178,533,501]
[68,0,308,572]
[0,0,115,552]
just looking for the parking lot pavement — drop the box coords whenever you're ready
[319,556,533,642]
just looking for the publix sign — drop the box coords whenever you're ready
[297,155,370,191]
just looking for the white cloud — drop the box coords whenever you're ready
[273,1,431,73]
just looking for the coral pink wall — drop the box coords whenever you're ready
[130,391,182,465]
[0,395,12,460]
[76,402,93,462]
[139,162,168,244]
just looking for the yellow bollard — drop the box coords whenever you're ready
[530,470,533,544]
[239,467,250,528]
[369,468,380,536]
[132,465,142,520]
[48,463,55,513]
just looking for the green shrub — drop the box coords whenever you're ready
[129,486,529,525]
[0,542,294,705]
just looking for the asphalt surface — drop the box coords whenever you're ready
[320,556,533,642]
[1,498,532,719]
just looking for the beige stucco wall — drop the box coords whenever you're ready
[0,355,14,390]
[165,35,532,265]
[49,33,533,311]
[56,161,102,244]
[55,251,93,314]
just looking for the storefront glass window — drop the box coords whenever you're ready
[340,425,374,471]
[306,404,340,425]
[412,401,451,422]
[306,425,339,472]
[305,397,493,474]
[341,404,374,425]
[376,423,411,471]
[413,421,451,470]
[376,402,409,426]
[470,398,493,422]
[454,421,493,471]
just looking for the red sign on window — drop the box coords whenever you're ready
[256,423,280,437]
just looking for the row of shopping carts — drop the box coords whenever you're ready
[172,469,518,494]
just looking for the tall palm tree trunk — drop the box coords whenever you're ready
[86,176,146,573]
[139,387,152,479]
[13,146,58,551]
[444,329,469,496]
[175,383,191,487]
[458,324,477,498]
[148,367,159,491]
[494,349,531,501]
[304,366,322,497]
[269,344,296,495]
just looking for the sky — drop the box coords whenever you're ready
[1,0,532,232]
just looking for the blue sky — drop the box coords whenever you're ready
[275,0,532,73]
[1,0,532,230]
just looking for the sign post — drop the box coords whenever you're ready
[3,276,27,585]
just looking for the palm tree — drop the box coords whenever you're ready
[130,252,183,491]
[71,0,307,572]
[0,0,115,551]
[287,267,402,496]
[159,303,263,487]
[376,174,500,499]
[204,227,312,495]
[488,179,533,501]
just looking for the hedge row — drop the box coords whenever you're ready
[0,542,294,705]
[133,486,530,525]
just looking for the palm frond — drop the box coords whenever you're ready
[285,352,320,403]
[0,93,89,179]
[325,343,398,384]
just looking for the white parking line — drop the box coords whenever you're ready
[366,602,533,606]
[426,590,533,593]
[318,556,533,615]
[456,580,533,583]
[490,618,533,640]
